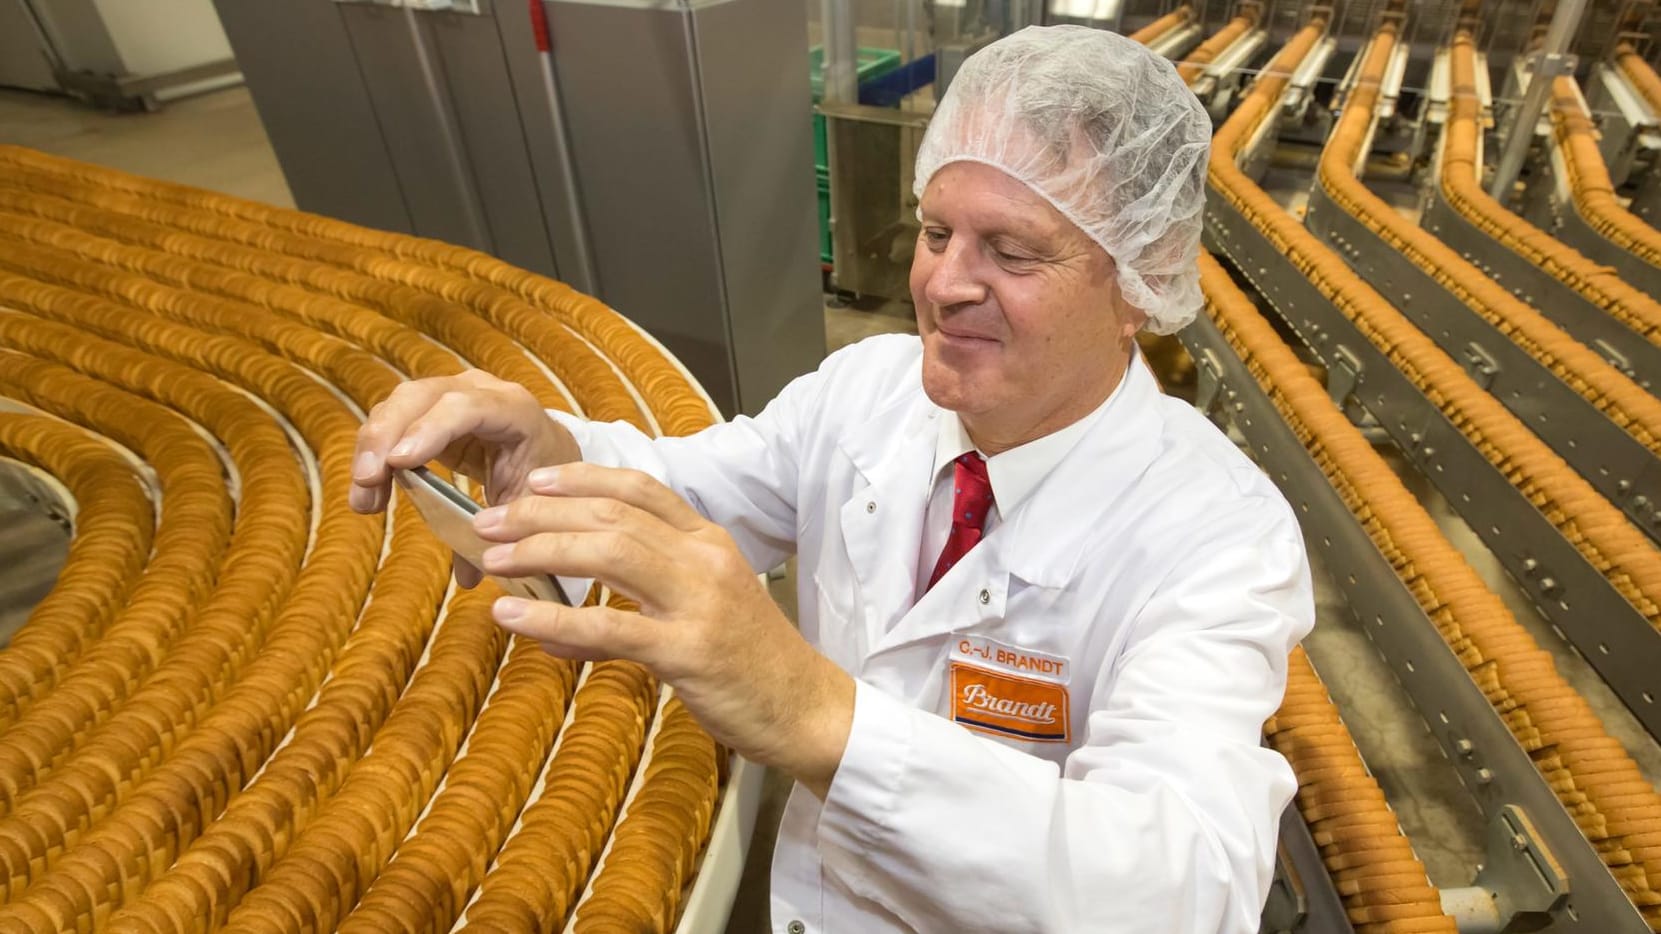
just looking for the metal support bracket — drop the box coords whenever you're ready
[1460,341,1501,390]
[1261,782,1356,933]
[1327,345,1363,409]
[1194,347,1228,419]
[1477,805,1571,922]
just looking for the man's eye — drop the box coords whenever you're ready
[994,249,1035,264]
[923,229,950,248]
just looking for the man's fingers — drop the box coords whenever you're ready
[492,597,664,665]
[472,493,668,545]
[479,530,669,605]
[526,463,705,532]
[351,377,464,513]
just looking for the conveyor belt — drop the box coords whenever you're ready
[1544,71,1661,295]
[1214,20,1661,743]
[1423,31,1661,390]
[0,147,729,933]
[1307,24,1661,546]
[1161,24,1442,934]
[1129,4,1193,44]
[1206,21,1661,931]
[1619,43,1661,118]
[1177,11,1260,85]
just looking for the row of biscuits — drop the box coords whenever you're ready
[110,573,490,934]
[0,416,154,698]
[1618,43,1661,126]
[1318,26,1661,469]
[1202,244,1459,934]
[0,146,733,931]
[1126,4,1191,45]
[0,382,212,728]
[1548,71,1661,271]
[1212,23,1661,927]
[459,661,660,934]
[0,334,303,823]
[333,639,580,934]
[10,493,440,934]
[1439,30,1661,353]
[1175,9,1258,85]
[0,336,378,920]
[567,696,722,934]
[0,179,613,430]
[1155,26,1453,930]
[0,147,707,438]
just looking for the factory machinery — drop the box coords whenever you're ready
[1,1,1661,933]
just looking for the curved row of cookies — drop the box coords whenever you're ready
[567,696,722,934]
[331,638,580,934]
[0,306,381,913]
[1438,31,1661,353]
[1213,22,1661,927]
[0,330,308,824]
[1143,25,1454,931]
[1321,26,1661,474]
[0,381,217,731]
[0,147,727,932]
[0,146,704,433]
[1548,68,1661,271]
[459,661,661,933]
[0,416,153,669]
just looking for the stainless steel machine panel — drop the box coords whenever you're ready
[543,0,825,415]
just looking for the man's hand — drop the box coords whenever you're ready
[350,370,581,585]
[474,463,855,798]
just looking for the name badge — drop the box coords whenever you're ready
[949,635,1071,744]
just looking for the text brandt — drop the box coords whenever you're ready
[960,684,1058,725]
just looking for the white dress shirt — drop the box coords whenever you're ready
[916,370,1124,601]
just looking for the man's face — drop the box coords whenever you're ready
[910,161,1143,450]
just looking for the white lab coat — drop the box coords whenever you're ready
[553,334,1314,934]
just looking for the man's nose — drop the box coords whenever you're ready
[924,241,988,309]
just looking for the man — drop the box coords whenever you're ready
[351,25,1312,934]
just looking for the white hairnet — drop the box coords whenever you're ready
[913,25,1211,334]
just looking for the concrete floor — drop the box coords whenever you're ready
[5,84,1661,928]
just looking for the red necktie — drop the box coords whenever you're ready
[927,452,995,592]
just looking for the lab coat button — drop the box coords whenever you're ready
[787,922,806,934]
[978,588,990,605]
[866,501,876,513]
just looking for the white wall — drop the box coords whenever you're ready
[93,0,233,76]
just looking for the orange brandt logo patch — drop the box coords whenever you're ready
[950,661,1071,743]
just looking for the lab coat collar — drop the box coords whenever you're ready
[929,358,1127,525]
[837,350,1167,652]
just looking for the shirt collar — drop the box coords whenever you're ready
[930,348,1139,516]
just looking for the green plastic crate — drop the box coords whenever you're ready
[817,168,832,264]
[809,46,902,172]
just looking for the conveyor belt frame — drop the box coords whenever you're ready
[1303,176,1661,539]
[1179,295,1652,933]
[1420,190,1661,391]
[1262,800,1357,934]
[1206,184,1661,742]
[1523,152,1661,296]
